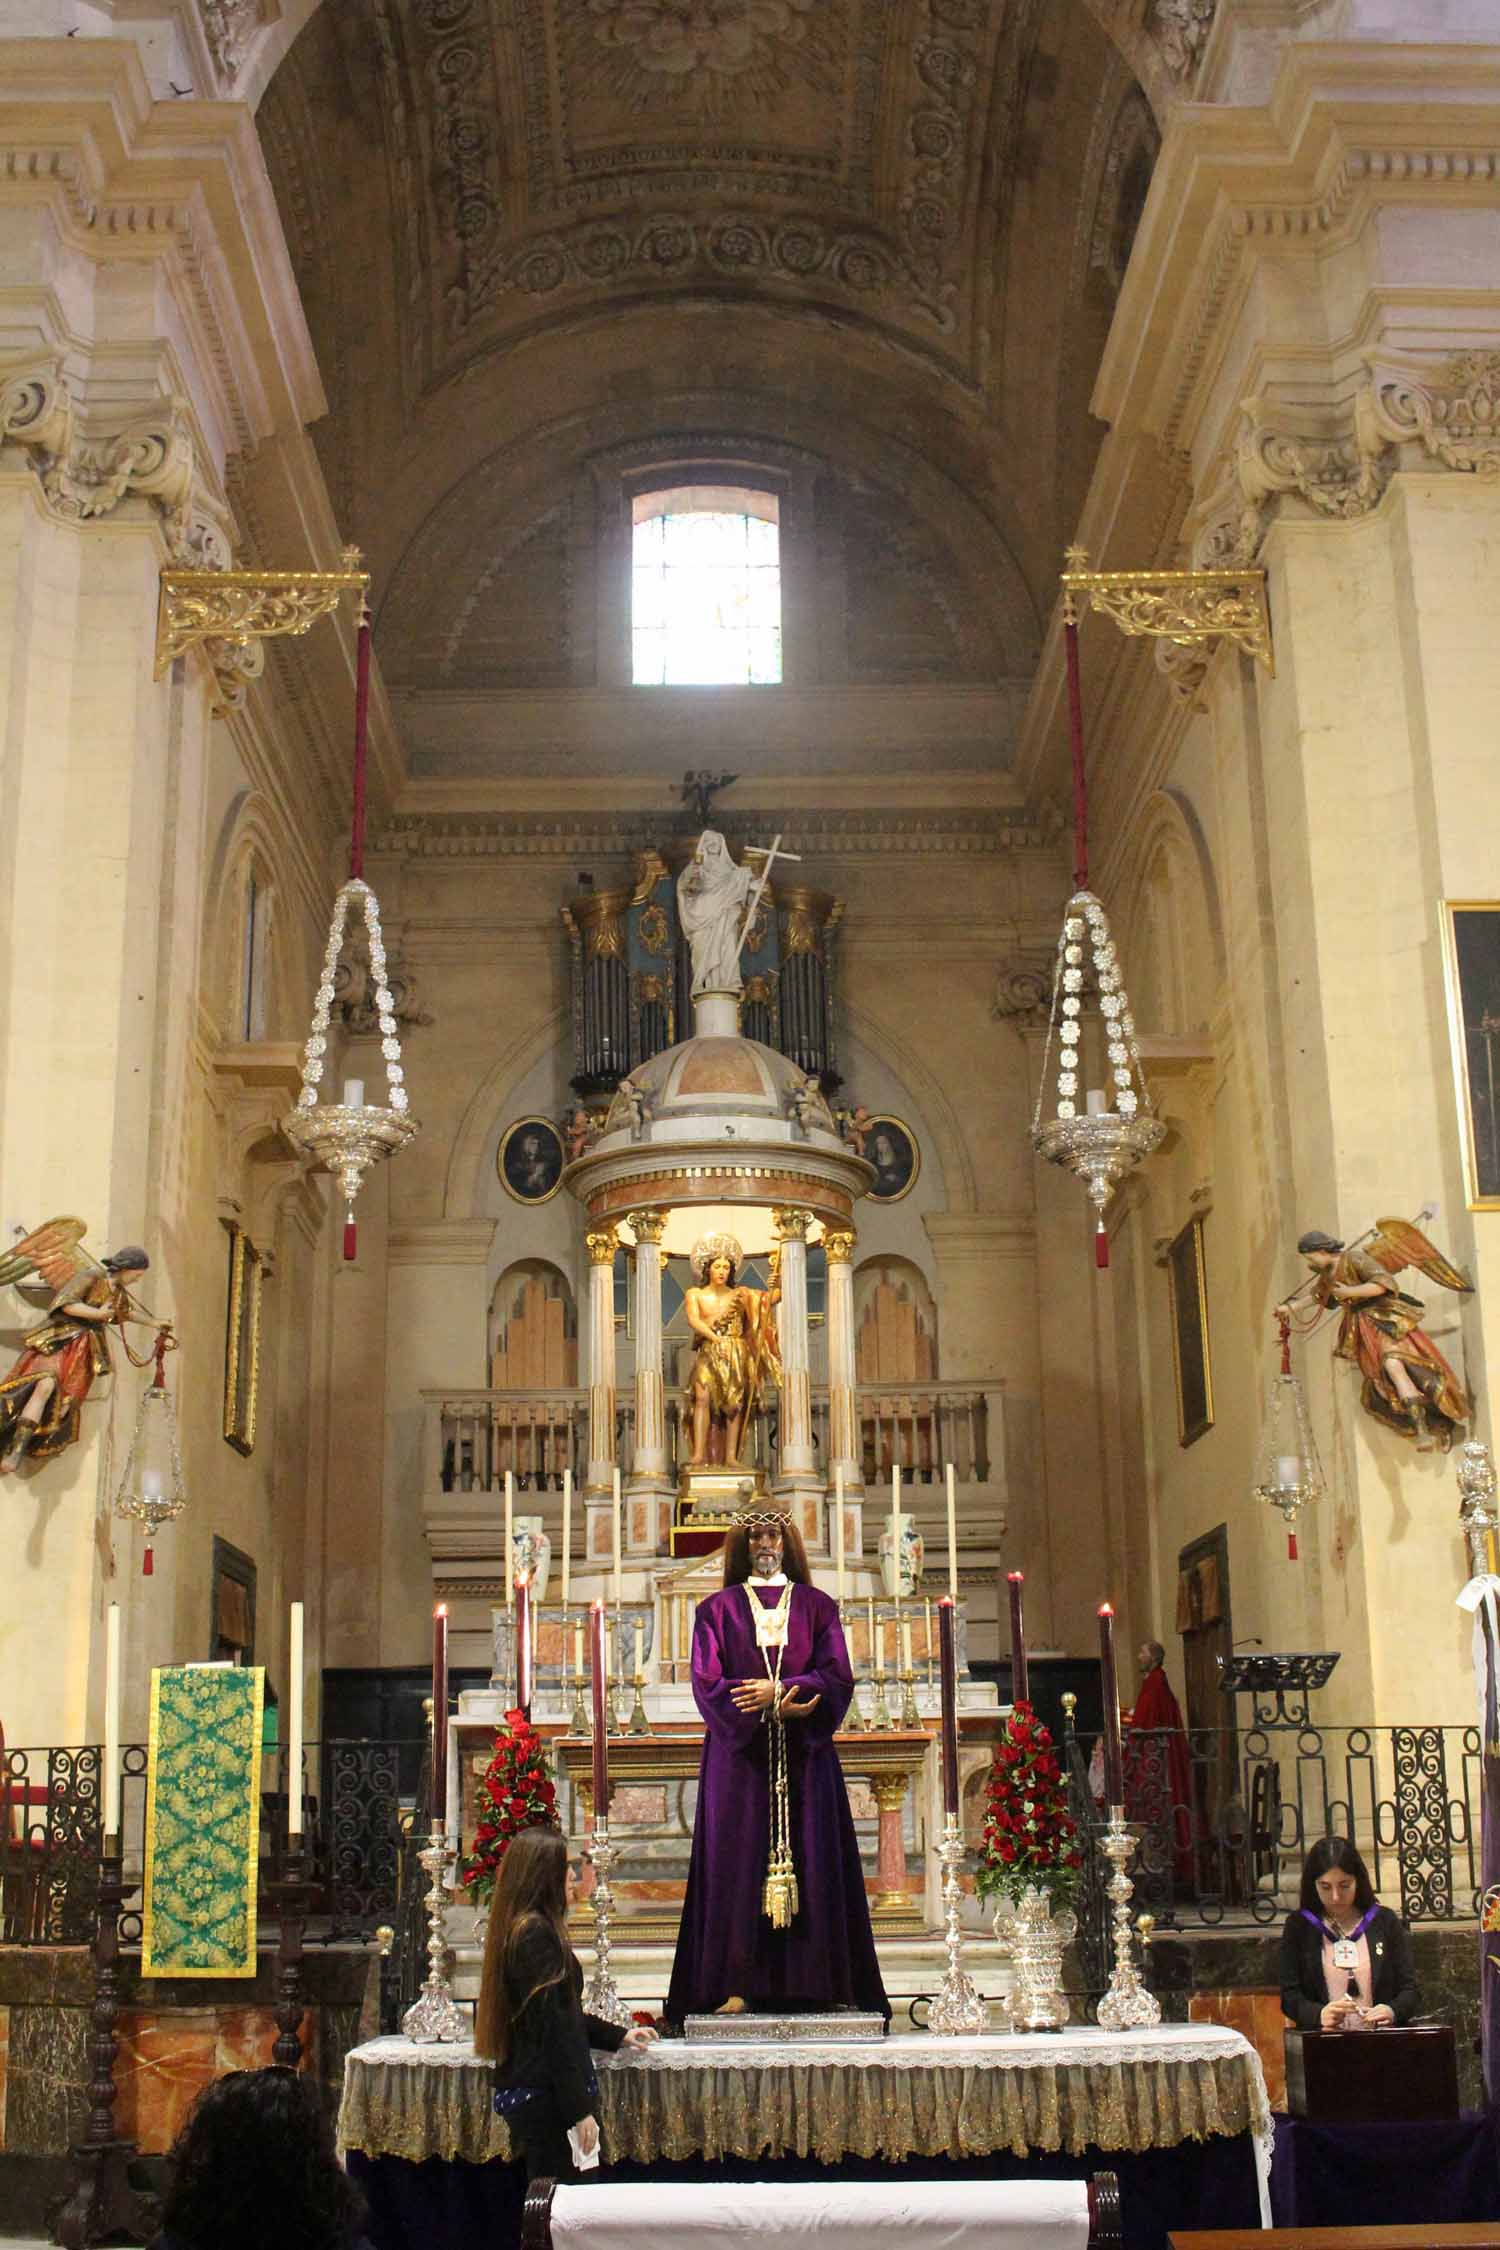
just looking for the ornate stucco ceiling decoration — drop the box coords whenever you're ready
[354,0,1020,395]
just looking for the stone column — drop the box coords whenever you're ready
[823,1225,865,1569]
[872,1774,915,1915]
[625,1208,673,1547]
[773,1208,821,1530]
[584,1226,618,1497]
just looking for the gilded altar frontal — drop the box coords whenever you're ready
[3,0,1500,2216]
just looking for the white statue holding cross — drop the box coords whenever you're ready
[676,829,800,999]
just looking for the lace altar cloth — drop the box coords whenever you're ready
[338,2025,1273,2181]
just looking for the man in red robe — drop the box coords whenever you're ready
[1124,1640,1195,1887]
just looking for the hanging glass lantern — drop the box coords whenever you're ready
[1029,572,1163,1268]
[279,601,418,1257]
[1251,1312,1325,1560]
[114,1327,186,1576]
[1031,889,1165,1267]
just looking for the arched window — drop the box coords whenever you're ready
[632,485,781,685]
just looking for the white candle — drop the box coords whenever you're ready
[612,1464,623,1610]
[874,1601,886,1674]
[634,1618,644,1679]
[573,1620,584,1679]
[834,1463,846,1606]
[505,1471,514,1610]
[890,1461,901,1606]
[900,1617,913,1676]
[288,1600,304,1836]
[945,1460,958,1601]
[561,1467,572,1608]
[342,1078,365,1109]
[103,1603,121,1840]
[1086,1088,1107,1116]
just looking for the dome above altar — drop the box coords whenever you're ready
[601,1029,837,1145]
[563,1013,872,1229]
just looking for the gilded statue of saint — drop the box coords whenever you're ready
[684,1233,781,1468]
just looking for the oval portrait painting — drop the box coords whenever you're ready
[864,1115,919,1203]
[498,1116,565,1205]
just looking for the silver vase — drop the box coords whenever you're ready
[993,1884,1075,2032]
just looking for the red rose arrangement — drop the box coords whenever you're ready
[976,1698,1083,1909]
[458,1707,559,1905]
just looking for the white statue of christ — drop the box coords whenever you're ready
[677,830,755,997]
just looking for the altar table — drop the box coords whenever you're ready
[339,2025,1270,2250]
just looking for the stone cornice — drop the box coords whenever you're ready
[389,1221,497,1267]
[0,42,324,452]
[923,1212,1036,1259]
[368,807,1068,865]
[1093,45,1500,462]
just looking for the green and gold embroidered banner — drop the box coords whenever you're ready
[142,1665,264,1977]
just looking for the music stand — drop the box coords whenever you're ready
[1217,1651,1339,1729]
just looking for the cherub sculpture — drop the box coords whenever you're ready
[783,1074,830,1139]
[837,1104,871,1159]
[0,1219,157,1474]
[1276,1215,1473,1451]
[563,1106,598,1164]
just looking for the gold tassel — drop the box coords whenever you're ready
[763,1856,797,1928]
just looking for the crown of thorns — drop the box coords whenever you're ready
[736,1506,791,1532]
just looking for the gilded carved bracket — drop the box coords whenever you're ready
[1061,545,1273,675]
[154,549,369,709]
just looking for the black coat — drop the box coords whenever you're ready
[495,1916,628,2130]
[1278,1903,1419,2029]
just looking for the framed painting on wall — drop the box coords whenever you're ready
[1441,901,1500,1209]
[223,1223,264,1457]
[1166,1213,1214,1447]
[498,1116,566,1204]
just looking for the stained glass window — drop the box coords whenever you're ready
[632,486,781,685]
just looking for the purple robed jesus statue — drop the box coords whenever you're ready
[665,1513,889,2025]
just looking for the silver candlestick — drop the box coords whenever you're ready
[928,1812,988,2034]
[582,1825,633,2029]
[1094,1805,1161,2031]
[402,1823,469,2043]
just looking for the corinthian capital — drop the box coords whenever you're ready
[772,1206,813,1243]
[823,1228,856,1265]
[628,1208,666,1246]
[1362,351,1500,479]
[586,1226,619,1265]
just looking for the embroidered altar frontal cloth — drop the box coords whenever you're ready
[143,1664,264,1977]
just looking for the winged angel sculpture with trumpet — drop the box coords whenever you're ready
[1277,1213,1473,1452]
[0,1219,163,1475]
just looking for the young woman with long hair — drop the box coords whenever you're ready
[475,1825,655,2181]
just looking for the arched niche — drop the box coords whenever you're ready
[1116,787,1225,1039]
[854,1255,939,1384]
[489,1260,578,1389]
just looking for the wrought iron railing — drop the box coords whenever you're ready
[1061,1711,1484,2009]
[1,1736,423,1949]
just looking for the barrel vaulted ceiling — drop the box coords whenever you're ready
[258,1,1157,777]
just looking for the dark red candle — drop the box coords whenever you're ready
[1098,1601,1124,1808]
[431,1604,448,1825]
[590,1599,609,1823]
[1007,1571,1029,1705]
[937,1596,960,1818]
[516,1572,533,1719]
